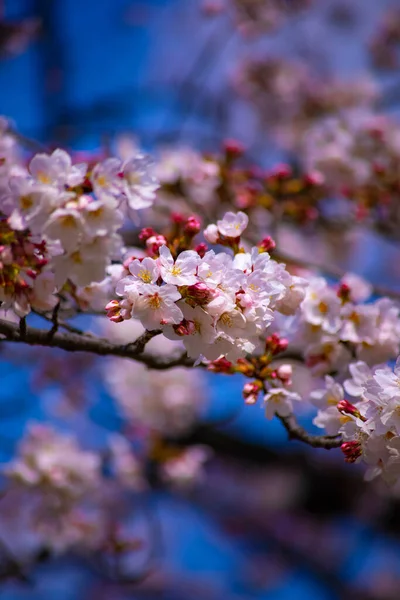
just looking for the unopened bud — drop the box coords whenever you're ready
[276,364,292,384]
[184,216,201,236]
[146,235,167,255]
[338,399,363,420]
[105,300,123,322]
[203,224,219,244]
[258,236,276,253]
[195,242,208,258]
[186,282,213,304]
[266,333,288,355]
[173,319,196,336]
[171,212,184,224]
[267,163,292,181]
[341,441,362,463]
[139,227,155,242]
[224,138,244,159]
[208,357,233,373]
[304,170,324,187]
[337,282,351,302]
[242,381,261,405]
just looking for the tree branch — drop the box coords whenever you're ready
[0,318,193,370]
[278,414,342,449]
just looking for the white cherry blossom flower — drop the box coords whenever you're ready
[133,283,183,330]
[29,149,86,188]
[158,245,200,286]
[264,388,301,420]
[43,207,85,252]
[128,256,160,284]
[121,155,159,211]
[217,210,249,237]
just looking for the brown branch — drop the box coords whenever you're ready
[122,329,162,354]
[0,318,193,370]
[32,309,92,336]
[278,414,342,449]
[46,302,60,340]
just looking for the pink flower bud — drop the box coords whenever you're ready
[208,357,233,373]
[171,212,184,224]
[224,138,245,158]
[242,382,261,404]
[105,300,124,322]
[341,441,362,463]
[267,163,292,181]
[186,282,213,304]
[139,227,155,242]
[173,319,196,336]
[276,364,292,384]
[258,236,276,253]
[146,235,167,256]
[266,334,288,355]
[304,170,325,187]
[203,224,219,244]
[184,216,201,236]
[337,283,351,302]
[337,400,363,420]
[195,242,208,258]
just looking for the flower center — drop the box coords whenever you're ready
[318,301,328,314]
[70,251,82,264]
[149,294,161,309]
[88,207,103,219]
[138,269,152,283]
[171,265,182,276]
[96,175,107,187]
[62,215,77,228]
[20,195,34,210]
[220,313,233,327]
[37,172,51,184]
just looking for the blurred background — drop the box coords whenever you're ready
[2,0,400,599]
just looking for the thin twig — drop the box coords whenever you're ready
[46,302,60,340]
[278,414,342,449]
[19,317,26,340]
[32,309,88,337]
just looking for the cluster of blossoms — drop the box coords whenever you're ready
[109,211,308,362]
[302,110,400,227]
[311,359,400,487]
[4,423,101,501]
[237,333,301,420]
[297,274,400,376]
[2,424,149,552]
[0,122,158,315]
[3,424,104,550]
[0,218,55,315]
[155,144,325,229]
[155,147,221,207]
[234,57,378,149]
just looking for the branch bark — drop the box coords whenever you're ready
[0,318,193,370]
